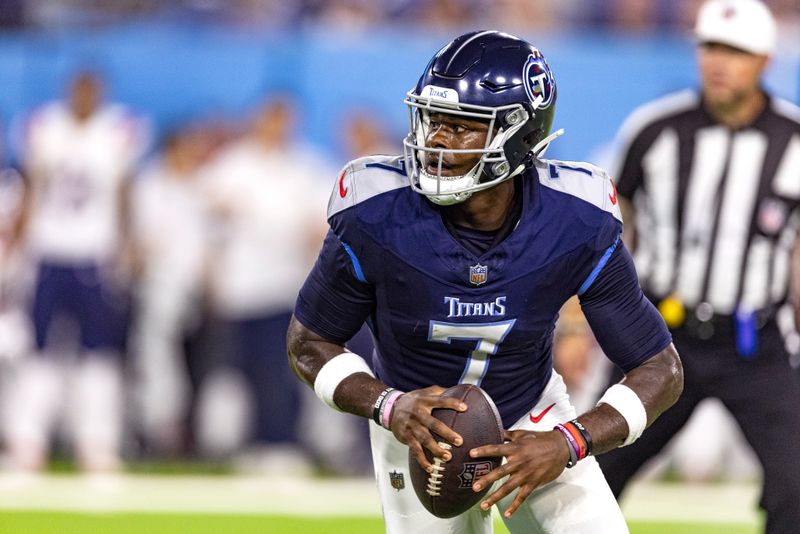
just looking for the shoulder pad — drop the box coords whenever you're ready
[327,155,408,219]
[537,159,623,223]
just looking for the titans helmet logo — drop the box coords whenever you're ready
[523,53,554,109]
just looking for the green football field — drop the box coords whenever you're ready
[0,512,761,533]
[0,473,762,533]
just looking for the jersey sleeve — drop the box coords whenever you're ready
[293,229,375,344]
[578,241,672,372]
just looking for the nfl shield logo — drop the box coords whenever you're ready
[458,461,493,489]
[469,264,488,286]
[389,470,405,491]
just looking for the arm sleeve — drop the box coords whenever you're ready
[579,241,671,372]
[293,229,375,344]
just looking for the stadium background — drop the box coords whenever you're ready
[0,1,798,533]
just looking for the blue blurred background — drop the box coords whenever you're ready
[0,0,796,166]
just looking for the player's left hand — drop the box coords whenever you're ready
[468,429,570,518]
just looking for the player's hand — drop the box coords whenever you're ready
[469,429,570,518]
[389,385,467,473]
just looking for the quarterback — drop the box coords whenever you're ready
[288,31,683,533]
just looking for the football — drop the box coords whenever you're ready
[408,384,504,518]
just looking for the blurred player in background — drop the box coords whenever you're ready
[5,69,149,471]
[551,297,611,414]
[597,2,800,532]
[199,93,328,470]
[0,165,32,449]
[340,107,400,161]
[130,125,209,457]
[299,107,402,476]
[0,166,30,360]
[289,31,683,533]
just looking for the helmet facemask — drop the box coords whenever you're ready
[403,92,543,206]
[403,32,557,205]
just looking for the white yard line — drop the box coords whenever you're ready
[0,473,761,525]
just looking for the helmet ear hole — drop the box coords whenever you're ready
[492,162,510,177]
[503,110,522,128]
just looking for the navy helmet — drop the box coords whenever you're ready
[403,30,557,205]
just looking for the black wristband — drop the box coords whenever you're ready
[569,419,593,456]
[372,387,395,425]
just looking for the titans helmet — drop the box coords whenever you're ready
[403,30,557,205]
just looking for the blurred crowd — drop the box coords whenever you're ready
[0,0,798,32]
[0,68,398,476]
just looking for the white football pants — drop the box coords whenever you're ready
[5,352,123,471]
[369,371,629,534]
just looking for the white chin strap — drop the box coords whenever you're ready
[418,171,477,205]
[419,162,527,206]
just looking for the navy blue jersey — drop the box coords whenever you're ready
[295,155,671,427]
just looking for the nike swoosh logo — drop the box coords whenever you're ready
[529,402,556,424]
[608,180,618,205]
[339,170,348,198]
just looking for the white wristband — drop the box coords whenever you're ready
[597,384,647,447]
[314,352,374,411]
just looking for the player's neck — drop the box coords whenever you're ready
[705,88,766,130]
[442,179,516,232]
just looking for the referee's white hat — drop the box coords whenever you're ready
[695,0,777,56]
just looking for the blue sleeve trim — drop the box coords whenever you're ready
[577,234,621,296]
[339,238,367,283]
[365,161,406,176]
[553,163,593,177]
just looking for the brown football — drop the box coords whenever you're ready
[408,384,504,518]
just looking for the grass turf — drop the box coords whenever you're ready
[0,512,760,534]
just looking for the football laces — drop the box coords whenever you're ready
[426,442,452,496]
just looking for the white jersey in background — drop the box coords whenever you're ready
[201,139,329,318]
[131,160,209,452]
[133,160,208,290]
[23,102,148,262]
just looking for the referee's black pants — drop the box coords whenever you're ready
[597,321,800,534]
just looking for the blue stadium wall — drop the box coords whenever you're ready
[0,23,797,166]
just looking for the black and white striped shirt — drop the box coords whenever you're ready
[615,89,800,318]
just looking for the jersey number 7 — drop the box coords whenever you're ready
[428,320,516,386]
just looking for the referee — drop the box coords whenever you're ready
[597,1,800,533]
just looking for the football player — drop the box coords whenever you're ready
[130,126,208,456]
[199,94,329,467]
[288,31,683,533]
[7,69,148,471]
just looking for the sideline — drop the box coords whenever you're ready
[0,473,760,525]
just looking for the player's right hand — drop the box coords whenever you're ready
[389,385,466,473]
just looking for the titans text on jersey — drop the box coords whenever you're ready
[444,296,507,318]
